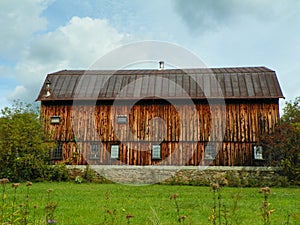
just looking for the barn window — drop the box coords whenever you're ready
[50,116,61,124]
[89,143,99,160]
[117,115,127,124]
[204,144,216,160]
[152,145,161,160]
[110,145,119,159]
[51,142,63,160]
[254,146,263,160]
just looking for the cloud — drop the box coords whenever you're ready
[0,0,50,59]
[0,1,132,109]
[25,16,127,67]
[12,16,130,104]
[173,0,300,34]
[8,85,27,102]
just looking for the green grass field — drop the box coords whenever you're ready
[2,182,300,224]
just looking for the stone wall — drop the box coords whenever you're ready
[68,165,286,186]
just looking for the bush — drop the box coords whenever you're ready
[261,97,300,185]
[0,101,54,182]
[46,163,70,182]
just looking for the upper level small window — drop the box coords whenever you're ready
[117,115,127,124]
[111,145,119,159]
[152,145,161,160]
[50,116,61,124]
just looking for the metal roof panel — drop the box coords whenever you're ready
[36,67,284,101]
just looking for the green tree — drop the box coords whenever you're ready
[281,96,300,125]
[261,97,300,185]
[0,101,54,181]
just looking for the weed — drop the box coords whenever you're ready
[148,207,160,225]
[209,174,228,225]
[45,188,57,224]
[102,189,118,225]
[170,193,187,224]
[0,178,9,223]
[258,187,275,225]
[126,214,134,224]
[230,192,242,225]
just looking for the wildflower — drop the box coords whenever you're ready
[126,214,134,220]
[11,183,21,188]
[0,178,9,184]
[211,183,220,191]
[258,187,271,195]
[170,193,179,200]
[47,219,57,224]
[179,215,187,221]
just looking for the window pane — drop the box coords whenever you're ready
[152,145,161,159]
[90,143,99,159]
[254,146,263,160]
[50,116,61,124]
[111,145,119,159]
[52,143,63,160]
[117,116,127,124]
[204,145,215,159]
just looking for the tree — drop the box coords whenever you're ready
[261,97,300,184]
[0,101,54,181]
[281,96,300,124]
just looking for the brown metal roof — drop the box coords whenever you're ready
[36,67,284,101]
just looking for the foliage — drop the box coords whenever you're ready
[0,101,54,181]
[46,163,70,182]
[261,97,300,185]
[281,96,300,125]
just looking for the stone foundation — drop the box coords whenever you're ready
[68,165,285,186]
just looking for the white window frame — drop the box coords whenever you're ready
[254,145,263,160]
[117,115,127,124]
[111,145,119,159]
[50,116,61,124]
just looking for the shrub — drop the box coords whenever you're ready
[261,97,300,185]
[0,101,54,182]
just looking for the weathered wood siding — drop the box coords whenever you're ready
[41,99,279,166]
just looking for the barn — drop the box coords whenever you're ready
[36,66,284,166]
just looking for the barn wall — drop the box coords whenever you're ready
[41,99,279,166]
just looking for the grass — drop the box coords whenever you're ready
[2,182,300,224]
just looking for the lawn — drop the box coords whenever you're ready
[2,182,300,224]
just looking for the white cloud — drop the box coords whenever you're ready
[0,0,50,59]
[12,16,130,104]
[25,16,127,67]
[8,85,27,101]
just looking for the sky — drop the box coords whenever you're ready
[0,0,299,112]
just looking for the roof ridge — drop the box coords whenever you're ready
[48,66,274,75]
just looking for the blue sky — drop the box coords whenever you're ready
[0,0,299,111]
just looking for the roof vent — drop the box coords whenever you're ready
[159,61,164,70]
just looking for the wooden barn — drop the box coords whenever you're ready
[36,66,284,166]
